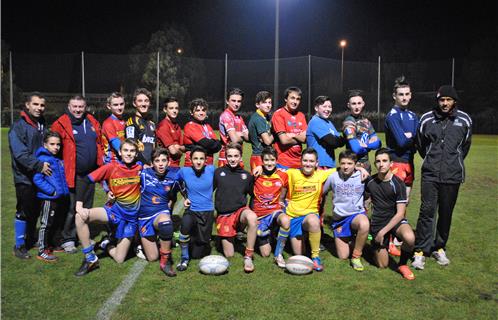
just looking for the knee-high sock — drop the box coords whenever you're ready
[14,218,27,248]
[274,227,289,257]
[309,231,321,258]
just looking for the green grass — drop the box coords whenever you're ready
[2,128,497,320]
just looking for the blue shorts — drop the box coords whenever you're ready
[289,213,319,238]
[257,210,282,238]
[276,164,290,171]
[138,210,170,237]
[331,212,367,238]
[105,205,137,239]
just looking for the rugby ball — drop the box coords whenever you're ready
[285,255,314,275]
[199,255,230,275]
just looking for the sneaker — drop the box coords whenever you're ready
[160,254,177,277]
[37,250,58,263]
[398,265,415,280]
[388,242,401,257]
[274,254,286,268]
[62,242,78,254]
[393,237,403,246]
[95,236,110,251]
[52,246,65,253]
[243,256,255,273]
[432,248,450,266]
[350,258,364,271]
[312,257,323,272]
[135,245,146,260]
[13,245,31,259]
[176,259,189,271]
[319,243,326,251]
[74,258,100,276]
[411,252,426,270]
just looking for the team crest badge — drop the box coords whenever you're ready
[241,173,247,180]
[220,172,226,177]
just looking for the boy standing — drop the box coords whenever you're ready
[156,97,185,171]
[102,92,126,163]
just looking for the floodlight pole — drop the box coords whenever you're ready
[81,51,85,97]
[274,0,280,106]
[339,40,347,93]
[9,51,14,125]
[377,56,381,130]
[224,53,228,105]
[156,51,160,121]
[451,57,455,87]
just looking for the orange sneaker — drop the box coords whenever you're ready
[398,265,415,280]
[389,242,401,256]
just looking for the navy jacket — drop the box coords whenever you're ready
[8,111,46,185]
[33,147,70,200]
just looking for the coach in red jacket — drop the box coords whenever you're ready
[52,95,103,253]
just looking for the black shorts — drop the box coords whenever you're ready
[185,210,214,245]
[370,219,408,249]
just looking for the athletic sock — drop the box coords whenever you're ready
[352,249,362,259]
[82,245,97,263]
[274,227,289,257]
[159,249,171,269]
[309,231,321,258]
[399,249,412,265]
[244,247,254,259]
[178,233,190,261]
[14,218,27,248]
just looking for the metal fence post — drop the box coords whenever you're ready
[308,54,311,116]
[224,53,228,105]
[451,57,455,87]
[81,51,85,97]
[9,51,14,125]
[156,51,160,121]
[377,56,381,130]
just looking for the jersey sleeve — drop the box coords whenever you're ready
[342,116,357,140]
[156,123,174,147]
[184,123,206,143]
[219,112,235,132]
[125,118,137,139]
[395,178,408,203]
[88,163,113,183]
[271,111,287,134]
[102,120,119,141]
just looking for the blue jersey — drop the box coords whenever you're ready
[177,165,215,212]
[306,115,341,168]
[384,106,419,163]
[139,167,179,218]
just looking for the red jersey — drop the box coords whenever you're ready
[102,114,125,163]
[271,107,308,168]
[219,108,248,163]
[251,169,288,217]
[183,120,217,166]
[156,117,183,167]
[88,161,142,213]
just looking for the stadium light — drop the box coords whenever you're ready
[340,39,347,92]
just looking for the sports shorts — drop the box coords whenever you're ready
[138,210,170,237]
[370,218,409,249]
[105,204,138,239]
[289,213,319,238]
[391,161,414,186]
[216,206,247,237]
[330,212,367,238]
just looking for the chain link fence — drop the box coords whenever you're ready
[2,53,497,133]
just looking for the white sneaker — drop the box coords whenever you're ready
[135,245,146,260]
[243,256,254,273]
[274,254,286,268]
[393,237,403,246]
[432,249,450,266]
[412,253,426,270]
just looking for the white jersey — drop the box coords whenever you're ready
[323,170,365,217]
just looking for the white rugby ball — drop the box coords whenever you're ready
[199,255,230,275]
[285,255,314,275]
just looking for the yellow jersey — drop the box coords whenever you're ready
[285,168,336,218]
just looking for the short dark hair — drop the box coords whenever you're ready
[190,145,207,158]
[338,150,357,163]
[227,88,244,100]
[348,89,365,101]
[393,76,410,94]
[314,95,331,108]
[121,138,139,152]
[43,131,61,143]
[26,92,45,103]
[133,88,152,102]
[260,146,278,160]
[226,142,242,154]
[301,147,318,160]
[107,92,124,105]
[284,86,302,100]
[375,148,391,161]
[188,98,209,113]
[69,95,86,104]
[163,96,178,106]
[255,91,272,105]
[152,147,169,161]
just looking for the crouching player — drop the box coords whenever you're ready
[366,148,415,280]
[286,148,335,271]
[139,148,180,277]
[214,142,258,273]
[250,147,290,268]
[322,150,369,271]
[74,139,142,276]
[176,146,216,271]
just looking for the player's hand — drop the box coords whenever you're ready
[41,162,52,176]
[357,167,370,181]
[107,191,115,202]
[252,165,263,177]
[184,199,191,207]
[368,135,378,143]
[374,232,385,245]
[77,207,90,222]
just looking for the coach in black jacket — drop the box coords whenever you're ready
[412,85,472,270]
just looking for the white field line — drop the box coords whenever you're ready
[95,259,147,320]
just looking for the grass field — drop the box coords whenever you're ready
[1,128,497,320]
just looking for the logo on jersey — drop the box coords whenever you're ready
[220,172,226,177]
[262,181,273,187]
[241,173,247,180]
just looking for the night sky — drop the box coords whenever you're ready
[2,0,497,61]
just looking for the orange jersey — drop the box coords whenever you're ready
[251,169,288,217]
[271,107,307,168]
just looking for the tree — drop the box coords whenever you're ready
[129,23,205,106]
